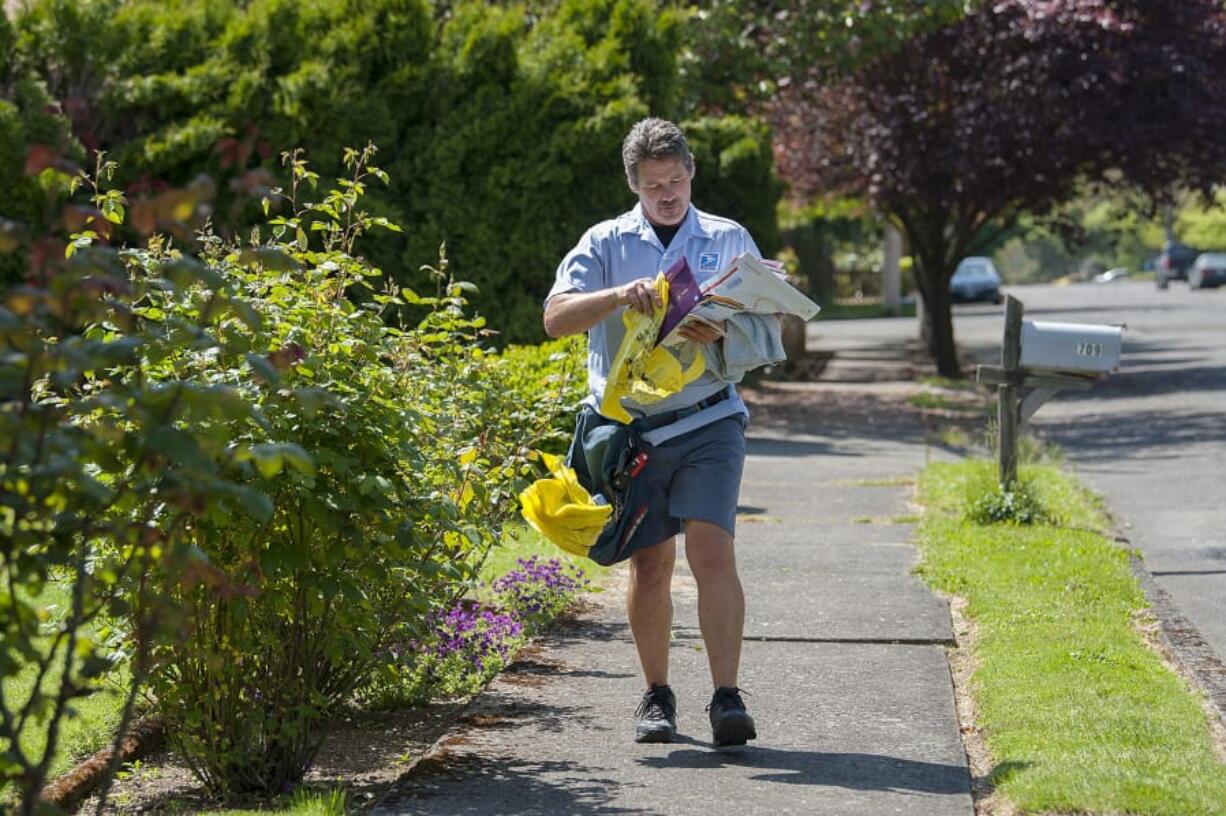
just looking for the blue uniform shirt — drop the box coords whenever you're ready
[547,203,761,418]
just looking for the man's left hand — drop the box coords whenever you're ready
[678,320,724,344]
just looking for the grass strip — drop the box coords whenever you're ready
[192,788,346,815]
[817,301,917,320]
[915,459,1226,815]
[478,522,610,587]
[1,584,129,797]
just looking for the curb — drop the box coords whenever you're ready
[1128,551,1226,727]
[39,715,165,813]
[367,598,605,815]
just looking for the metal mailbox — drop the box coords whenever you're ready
[1019,320,1122,377]
[978,297,1124,488]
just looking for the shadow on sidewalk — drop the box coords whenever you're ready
[746,436,859,458]
[741,385,934,450]
[637,743,970,795]
[386,753,650,814]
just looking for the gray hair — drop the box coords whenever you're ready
[622,117,694,191]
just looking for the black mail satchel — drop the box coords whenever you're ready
[565,406,659,566]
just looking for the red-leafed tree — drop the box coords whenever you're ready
[773,0,1226,376]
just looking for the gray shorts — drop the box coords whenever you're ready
[639,413,747,542]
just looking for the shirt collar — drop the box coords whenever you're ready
[629,203,709,247]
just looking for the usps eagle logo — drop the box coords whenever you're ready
[699,252,720,273]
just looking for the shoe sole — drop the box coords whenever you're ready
[711,715,757,747]
[635,725,677,744]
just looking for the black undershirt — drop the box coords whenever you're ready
[651,221,680,250]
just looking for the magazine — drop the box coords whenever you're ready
[657,256,704,343]
[659,253,821,347]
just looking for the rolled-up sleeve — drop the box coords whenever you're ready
[546,228,606,304]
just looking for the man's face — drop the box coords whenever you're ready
[634,157,693,227]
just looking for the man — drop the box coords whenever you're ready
[543,117,758,747]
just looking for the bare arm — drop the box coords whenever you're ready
[543,278,660,338]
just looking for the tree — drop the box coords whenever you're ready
[773,0,1226,376]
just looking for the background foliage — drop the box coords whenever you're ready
[2,0,781,344]
[0,137,582,805]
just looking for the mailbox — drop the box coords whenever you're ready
[1019,320,1122,376]
[978,296,1124,488]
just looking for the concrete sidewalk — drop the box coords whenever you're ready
[374,385,973,815]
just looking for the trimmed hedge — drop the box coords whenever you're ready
[2,0,781,342]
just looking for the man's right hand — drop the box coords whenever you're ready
[619,277,661,315]
[544,276,661,337]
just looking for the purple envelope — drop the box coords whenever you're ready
[657,256,703,344]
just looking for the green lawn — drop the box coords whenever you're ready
[817,300,917,320]
[189,789,346,815]
[915,460,1226,814]
[1,583,129,795]
[478,522,612,586]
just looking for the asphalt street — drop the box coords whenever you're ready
[811,279,1226,667]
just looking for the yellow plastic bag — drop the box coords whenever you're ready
[519,452,612,557]
[599,273,705,423]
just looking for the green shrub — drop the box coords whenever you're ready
[4,0,782,344]
[496,336,586,454]
[0,139,581,808]
[0,149,271,813]
[128,147,552,795]
[967,482,1052,526]
[685,114,783,256]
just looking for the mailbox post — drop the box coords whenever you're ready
[977,295,1122,488]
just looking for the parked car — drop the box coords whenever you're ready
[1187,252,1226,289]
[1154,241,1200,289]
[950,257,1003,304]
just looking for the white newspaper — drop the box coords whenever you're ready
[661,253,821,347]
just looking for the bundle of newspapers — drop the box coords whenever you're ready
[658,253,821,347]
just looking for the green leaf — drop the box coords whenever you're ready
[237,248,300,272]
[146,426,214,471]
[225,297,262,330]
[161,257,224,290]
[229,485,273,522]
[240,442,316,479]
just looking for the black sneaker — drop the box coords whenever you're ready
[707,686,756,746]
[634,684,677,743]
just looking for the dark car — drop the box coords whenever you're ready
[1154,241,1200,289]
[950,257,1003,304]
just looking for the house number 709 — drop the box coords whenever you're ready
[1076,342,1103,357]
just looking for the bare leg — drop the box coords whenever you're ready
[627,538,676,686]
[684,520,743,689]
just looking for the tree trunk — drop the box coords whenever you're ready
[915,259,961,378]
[781,313,806,360]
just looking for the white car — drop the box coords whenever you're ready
[1093,267,1128,283]
[1187,253,1226,289]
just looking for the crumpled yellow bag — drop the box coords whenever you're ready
[519,452,612,557]
[599,273,705,423]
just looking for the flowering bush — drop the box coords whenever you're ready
[492,556,590,631]
[367,556,588,708]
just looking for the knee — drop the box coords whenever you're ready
[685,522,736,580]
[630,541,675,591]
